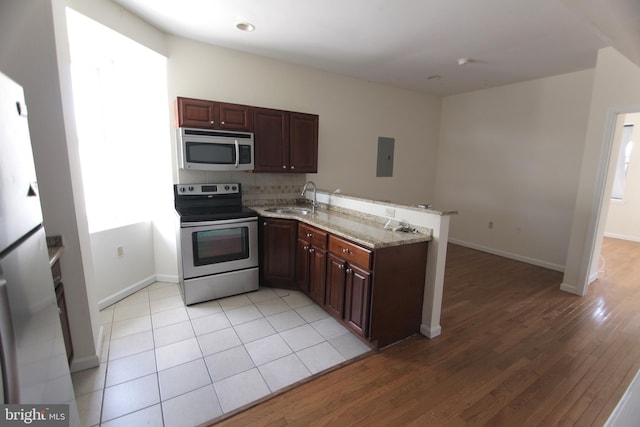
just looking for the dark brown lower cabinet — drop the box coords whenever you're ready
[343,264,372,337]
[260,218,297,288]
[52,259,73,364]
[325,253,347,318]
[296,223,327,305]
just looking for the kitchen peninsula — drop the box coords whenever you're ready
[248,189,456,347]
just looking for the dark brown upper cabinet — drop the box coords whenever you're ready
[253,108,318,173]
[176,97,253,132]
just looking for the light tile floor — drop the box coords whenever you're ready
[72,282,371,426]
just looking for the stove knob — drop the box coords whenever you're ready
[179,187,186,192]
[188,186,194,192]
[224,185,230,191]
[231,185,237,191]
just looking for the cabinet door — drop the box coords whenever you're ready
[289,112,318,173]
[308,247,327,306]
[218,102,253,131]
[261,219,297,287]
[177,97,216,128]
[295,238,310,292]
[325,253,346,318]
[254,108,290,172]
[344,264,371,337]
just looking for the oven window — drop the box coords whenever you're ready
[186,142,236,164]
[192,227,249,266]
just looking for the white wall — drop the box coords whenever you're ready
[563,47,640,295]
[605,113,640,241]
[91,222,157,308]
[435,70,595,270]
[167,36,443,206]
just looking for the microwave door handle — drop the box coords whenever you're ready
[234,139,239,169]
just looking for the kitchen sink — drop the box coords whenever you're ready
[264,207,312,215]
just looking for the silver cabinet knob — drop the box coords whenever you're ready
[306,233,313,238]
[210,120,215,125]
[303,245,309,251]
[221,121,225,126]
[309,248,315,254]
[282,165,287,169]
[345,268,352,274]
[291,165,295,170]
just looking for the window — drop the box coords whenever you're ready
[66,8,172,232]
[611,125,634,200]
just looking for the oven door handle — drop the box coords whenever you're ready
[234,139,239,169]
[181,216,258,228]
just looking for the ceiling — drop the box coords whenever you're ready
[111,0,640,96]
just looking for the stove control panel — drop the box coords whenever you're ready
[176,183,240,195]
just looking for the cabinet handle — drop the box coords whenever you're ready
[306,233,313,238]
[309,248,315,254]
[291,165,295,170]
[221,121,225,126]
[282,165,287,169]
[342,248,350,254]
[303,245,309,251]
[210,120,215,125]
[263,222,268,226]
[338,264,344,270]
[346,268,352,274]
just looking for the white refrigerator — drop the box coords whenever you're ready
[0,71,79,425]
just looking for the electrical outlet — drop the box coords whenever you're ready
[385,207,396,218]
[488,221,494,229]
[116,246,124,257]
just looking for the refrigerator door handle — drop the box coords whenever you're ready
[0,278,20,403]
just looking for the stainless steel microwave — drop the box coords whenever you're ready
[177,127,254,171]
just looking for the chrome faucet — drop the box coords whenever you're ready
[301,181,317,214]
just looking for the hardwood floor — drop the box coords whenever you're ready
[214,239,640,426]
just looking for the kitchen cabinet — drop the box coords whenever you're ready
[52,259,73,364]
[253,108,289,172]
[253,108,318,173]
[296,223,328,305]
[327,235,373,337]
[260,218,297,288]
[289,112,319,173]
[176,97,253,131]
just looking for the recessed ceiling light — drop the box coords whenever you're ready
[457,58,472,65]
[236,22,255,32]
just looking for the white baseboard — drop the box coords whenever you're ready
[560,282,585,296]
[603,232,640,243]
[97,274,156,310]
[95,325,104,363]
[448,239,565,272]
[155,274,178,283]
[420,324,441,339]
[69,353,100,373]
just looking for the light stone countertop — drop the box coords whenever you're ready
[252,205,432,249]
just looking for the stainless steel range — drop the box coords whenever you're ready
[174,183,259,305]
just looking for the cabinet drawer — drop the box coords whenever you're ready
[328,235,372,270]
[299,223,327,249]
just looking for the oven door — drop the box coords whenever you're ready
[180,217,258,279]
